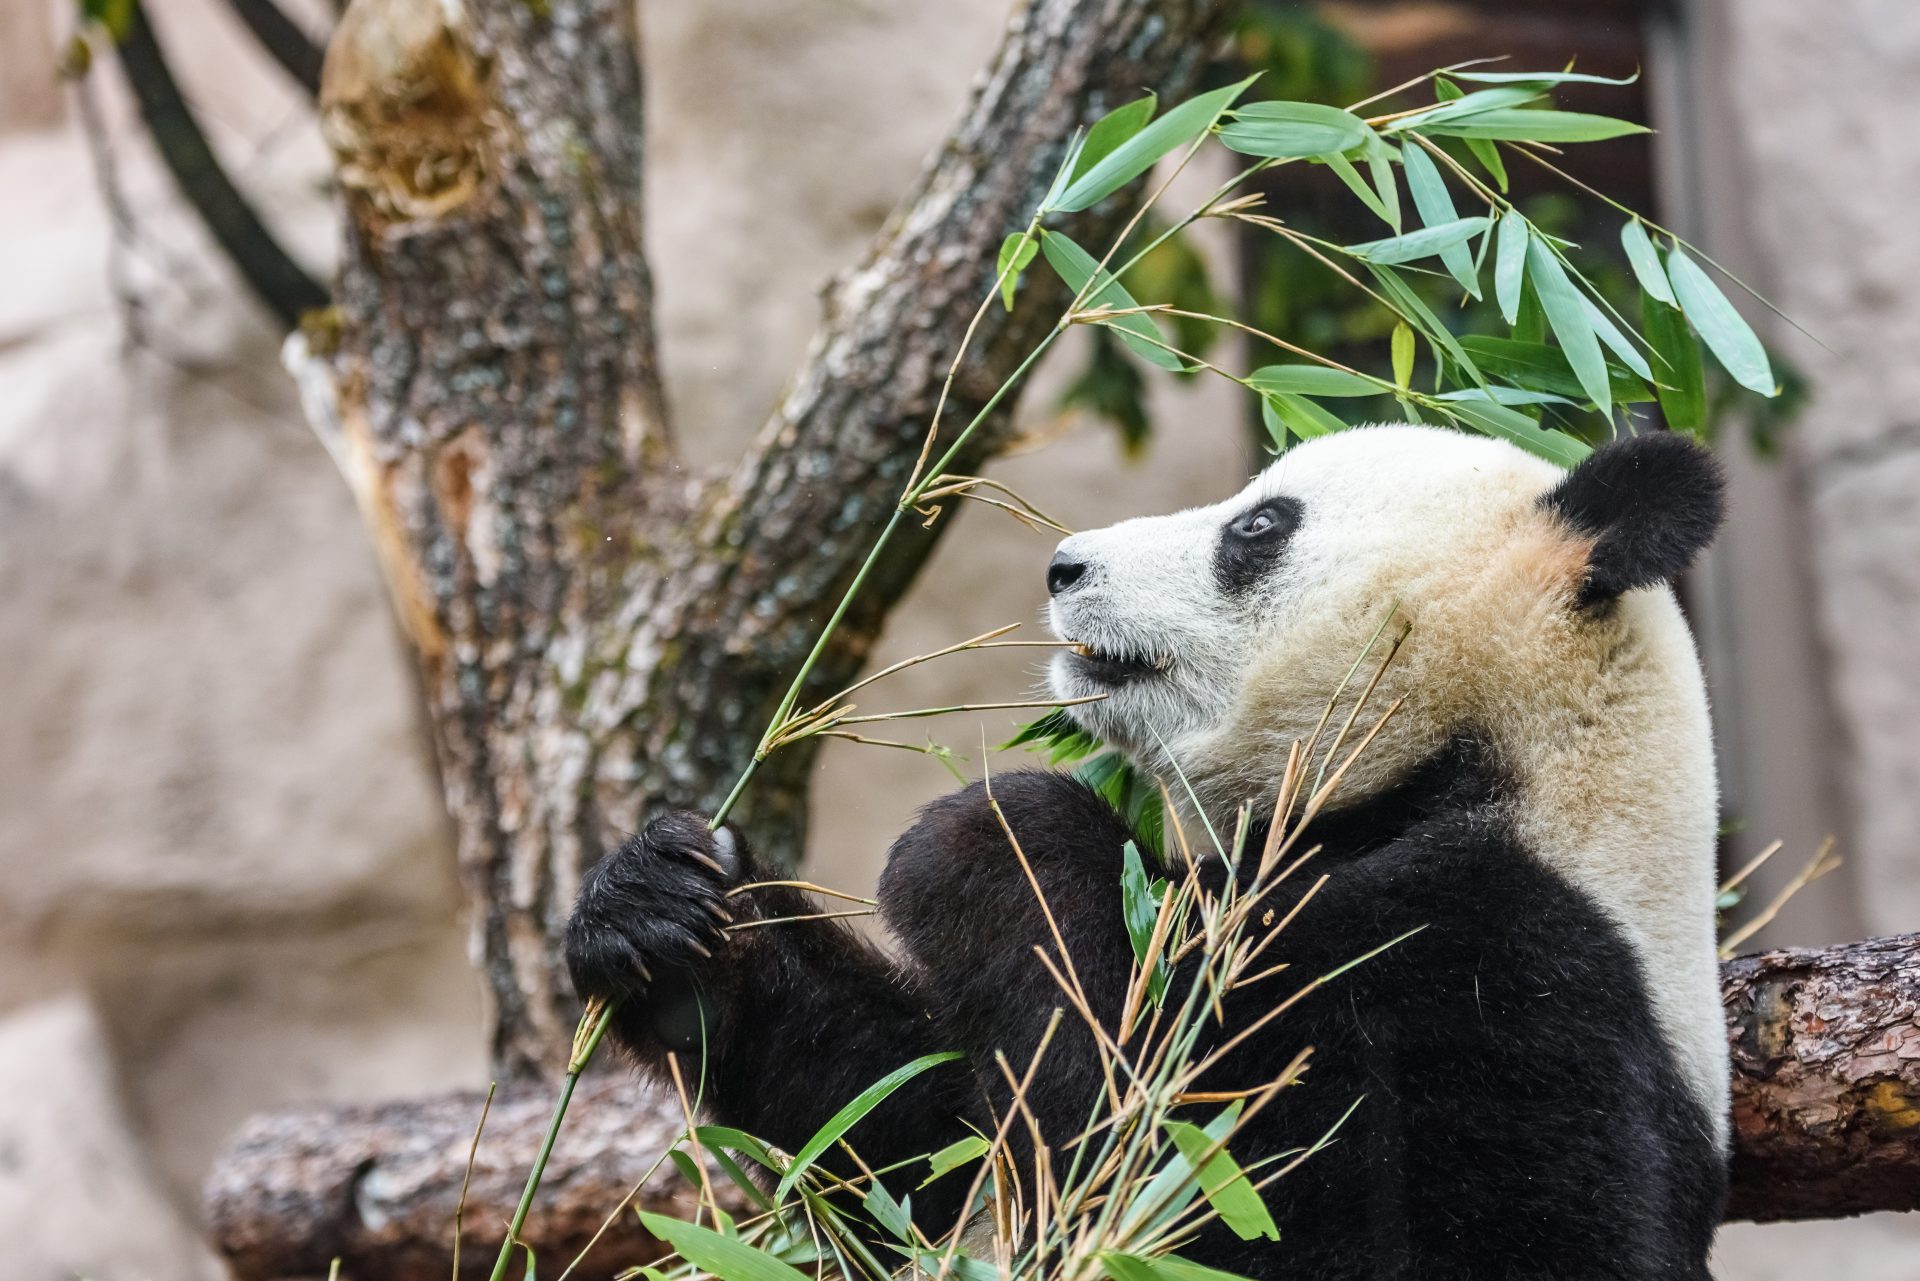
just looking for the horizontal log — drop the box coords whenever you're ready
[206,935,1920,1280]
[1724,932,1920,1221]
[202,1074,733,1281]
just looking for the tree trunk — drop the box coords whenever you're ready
[303,0,1231,1078]
[203,934,1920,1280]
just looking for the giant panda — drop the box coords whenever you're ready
[566,424,1731,1280]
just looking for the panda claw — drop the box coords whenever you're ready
[687,938,714,960]
[687,850,729,878]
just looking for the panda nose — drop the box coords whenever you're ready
[1046,553,1088,597]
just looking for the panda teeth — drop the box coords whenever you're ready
[1073,643,1095,658]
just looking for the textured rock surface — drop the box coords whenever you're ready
[0,995,217,1281]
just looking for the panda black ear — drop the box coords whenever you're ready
[1539,432,1725,607]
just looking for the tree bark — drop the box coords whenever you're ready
[204,934,1920,1280]
[1724,932,1920,1222]
[303,0,1231,1078]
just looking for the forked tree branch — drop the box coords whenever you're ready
[300,0,1235,1076]
[224,0,327,97]
[114,0,327,326]
[204,934,1920,1280]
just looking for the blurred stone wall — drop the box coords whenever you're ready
[1665,0,1920,1274]
[0,0,1916,1278]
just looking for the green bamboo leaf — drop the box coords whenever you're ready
[1248,365,1384,397]
[1456,335,1653,404]
[1365,138,1401,232]
[1580,294,1654,380]
[1381,84,1549,133]
[996,232,1039,311]
[1163,1120,1280,1242]
[860,1180,913,1243]
[1040,129,1087,211]
[1053,75,1257,214]
[1368,264,1479,386]
[1465,134,1509,190]
[1262,392,1348,440]
[1430,79,1509,186]
[1146,1256,1263,1281]
[921,1135,991,1187]
[1038,231,1186,372]
[1434,386,1577,407]
[1397,145,1480,297]
[1422,109,1649,143]
[1076,750,1128,805]
[1444,398,1592,467]
[638,1215,811,1281]
[1217,100,1368,159]
[1620,219,1676,306]
[1391,321,1416,388]
[913,1253,1000,1281]
[1450,69,1640,86]
[1072,94,1158,184]
[1323,150,1394,227]
[1525,232,1610,417]
[774,1052,964,1201]
[1494,209,1528,325]
[693,1127,784,1171]
[1120,841,1171,1004]
[1259,396,1290,452]
[1642,293,1707,436]
[1347,216,1489,267]
[1666,247,1777,396]
[82,0,133,41]
[1100,1253,1163,1281]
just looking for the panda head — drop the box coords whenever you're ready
[1045,424,1726,823]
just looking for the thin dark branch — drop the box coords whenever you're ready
[223,0,326,97]
[114,0,328,328]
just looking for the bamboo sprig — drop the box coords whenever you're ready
[1719,837,1842,958]
[486,996,617,1281]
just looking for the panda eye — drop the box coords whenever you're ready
[1233,505,1282,538]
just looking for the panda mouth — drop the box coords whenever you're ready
[1067,642,1170,684]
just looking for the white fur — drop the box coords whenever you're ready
[1047,425,1730,1146]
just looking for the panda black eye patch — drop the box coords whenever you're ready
[1214,497,1302,596]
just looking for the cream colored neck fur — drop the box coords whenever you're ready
[1176,517,1731,1147]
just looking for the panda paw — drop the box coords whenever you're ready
[565,812,745,1042]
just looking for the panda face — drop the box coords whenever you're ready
[1047,424,1568,807]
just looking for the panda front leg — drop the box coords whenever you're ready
[565,811,984,1228]
[877,771,1162,1171]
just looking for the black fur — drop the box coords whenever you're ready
[1212,497,1304,596]
[566,812,984,1232]
[567,751,1726,1278]
[1540,432,1726,606]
